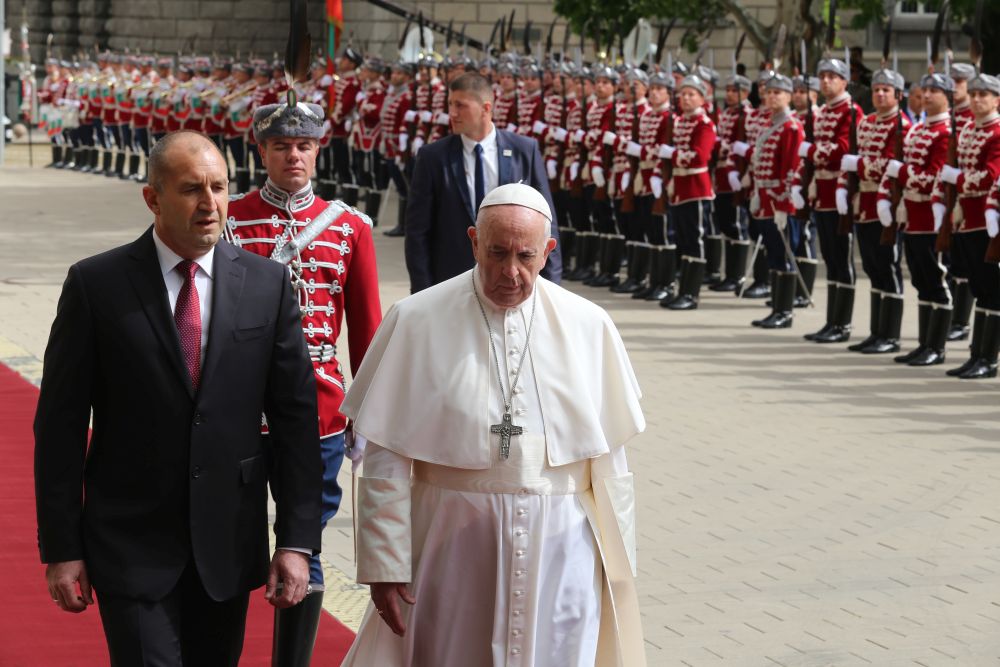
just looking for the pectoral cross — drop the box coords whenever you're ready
[490,411,523,460]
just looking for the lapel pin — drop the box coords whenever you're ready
[502,149,512,157]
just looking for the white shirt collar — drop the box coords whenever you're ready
[461,125,497,154]
[152,228,216,280]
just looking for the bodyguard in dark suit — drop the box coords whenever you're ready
[34,131,322,665]
[404,72,562,293]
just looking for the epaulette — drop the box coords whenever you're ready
[229,192,248,201]
[335,200,373,227]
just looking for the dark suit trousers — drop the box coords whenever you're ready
[97,562,250,667]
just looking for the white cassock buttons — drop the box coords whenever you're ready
[513,590,524,597]
[515,549,526,557]
[516,508,527,516]
[511,648,521,655]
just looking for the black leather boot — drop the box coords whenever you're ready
[794,258,818,308]
[755,271,796,329]
[126,154,141,181]
[896,302,932,363]
[612,242,649,293]
[271,589,324,667]
[959,312,1000,379]
[633,246,659,299]
[253,170,267,190]
[711,239,749,292]
[741,248,771,298]
[233,168,250,194]
[384,196,406,236]
[908,305,952,366]
[95,149,113,176]
[61,146,76,169]
[805,283,838,341]
[703,235,723,285]
[646,245,678,302]
[947,308,986,377]
[590,235,625,287]
[947,279,972,341]
[112,151,126,178]
[664,257,706,310]
[849,291,882,352]
[752,272,779,327]
[317,179,337,200]
[559,228,577,272]
[341,184,360,207]
[567,233,599,281]
[365,190,382,226]
[811,284,854,343]
[862,293,903,354]
[47,145,61,168]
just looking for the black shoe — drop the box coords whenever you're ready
[741,282,770,299]
[793,295,812,308]
[860,338,901,354]
[647,286,674,302]
[804,323,834,342]
[958,359,998,379]
[947,324,969,342]
[664,294,698,310]
[570,267,597,282]
[812,325,851,344]
[894,346,926,363]
[589,273,619,288]
[383,225,405,237]
[610,278,641,294]
[632,285,654,299]
[755,311,793,328]
[908,348,946,366]
[946,357,978,377]
[848,335,878,352]
[709,277,740,293]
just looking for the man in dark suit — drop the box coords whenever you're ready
[404,72,562,293]
[34,131,322,664]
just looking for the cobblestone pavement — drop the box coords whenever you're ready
[4,161,1000,665]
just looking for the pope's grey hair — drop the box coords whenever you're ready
[475,204,553,238]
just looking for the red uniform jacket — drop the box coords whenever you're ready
[932,113,1000,232]
[797,93,863,212]
[877,112,951,234]
[837,109,911,223]
[747,109,804,218]
[666,107,717,205]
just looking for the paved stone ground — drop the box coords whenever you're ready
[4,152,1000,665]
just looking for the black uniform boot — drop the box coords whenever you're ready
[613,243,649,294]
[384,196,406,236]
[755,271,796,329]
[113,151,127,178]
[862,293,903,354]
[908,305,952,366]
[646,245,678,302]
[793,258,818,308]
[583,235,609,285]
[74,147,90,171]
[95,149,113,176]
[849,291,882,352]
[741,248,771,298]
[253,170,267,190]
[664,257,706,310]
[947,309,986,377]
[341,184,360,207]
[567,233,598,281]
[711,239,749,292]
[703,235,723,285]
[317,179,337,200]
[811,284,854,343]
[895,302,932,363]
[560,228,577,273]
[590,235,626,287]
[233,168,250,194]
[61,146,76,169]
[947,279,972,341]
[959,312,1000,379]
[751,272,779,327]
[271,589,325,667]
[365,190,382,226]
[47,145,61,168]
[127,154,141,181]
[805,283,839,341]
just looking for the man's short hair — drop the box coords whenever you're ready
[449,72,495,105]
[148,130,225,192]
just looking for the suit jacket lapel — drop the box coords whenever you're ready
[496,130,513,186]
[126,227,193,397]
[448,135,476,223]
[200,241,245,390]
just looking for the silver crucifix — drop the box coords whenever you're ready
[490,411,524,460]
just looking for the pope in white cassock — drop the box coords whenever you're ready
[340,183,647,666]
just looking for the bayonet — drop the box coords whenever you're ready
[546,19,556,57]
[525,20,532,56]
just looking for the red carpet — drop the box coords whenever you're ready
[0,363,355,665]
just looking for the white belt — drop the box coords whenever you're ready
[859,181,879,193]
[814,169,839,180]
[673,167,708,176]
[904,191,932,203]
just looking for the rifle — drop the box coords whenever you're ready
[881,102,905,245]
[935,10,959,253]
[797,25,823,221]
[730,96,748,207]
[569,25,588,198]
[651,105,674,215]
[838,46,859,235]
[551,67,568,194]
[621,79,640,213]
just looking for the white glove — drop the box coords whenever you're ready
[877,199,893,227]
[355,91,365,103]
[932,202,946,232]
[727,171,742,192]
[532,120,548,134]
[411,136,424,155]
[436,112,450,125]
[602,130,618,146]
[403,110,416,122]
[546,159,558,180]
[570,161,580,182]
[592,166,606,188]
[774,210,788,231]
[573,129,585,143]
[395,156,403,167]
[659,144,676,160]
[625,141,642,158]
[731,140,749,157]
[986,209,1000,238]
[506,123,517,133]
[840,154,860,172]
[345,119,352,133]
[791,185,806,210]
[621,171,631,192]
[398,132,408,152]
[420,110,433,123]
[835,187,849,216]
[650,175,663,199]
[553,127,569,142]
[798,141,813,159]
[940,165,961,185]
[886,159,903,179]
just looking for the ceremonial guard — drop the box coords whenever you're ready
[128,56,155,182]
[710,73,753,293]
[410,55,443,150]
[226,98,382,664]
[788,74,821,306]
[492,61,518,131]
[534,61,577,267]
[794,56,863,343]
[39,57,68,167]
[424,57,453,145]
[350,57,386,224]
[837,67,910,354]
[330,47,363,205]
[658,74,717,310]
[223,62,257,193]
[934,73,1000,378]
[877,71,954,366]
[515,62,545,137]
[742,74,804,328]
[247,63,278,187]
[150,57,174,143]
[380,60,414,237]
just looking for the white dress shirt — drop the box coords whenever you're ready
[152,229,214,365]
[460,125,500,214]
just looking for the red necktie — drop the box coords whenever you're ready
[174,260,202,389]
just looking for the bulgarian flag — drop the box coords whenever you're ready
[327,0,343,111]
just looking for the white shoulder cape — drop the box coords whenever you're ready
[341,269,645,469]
